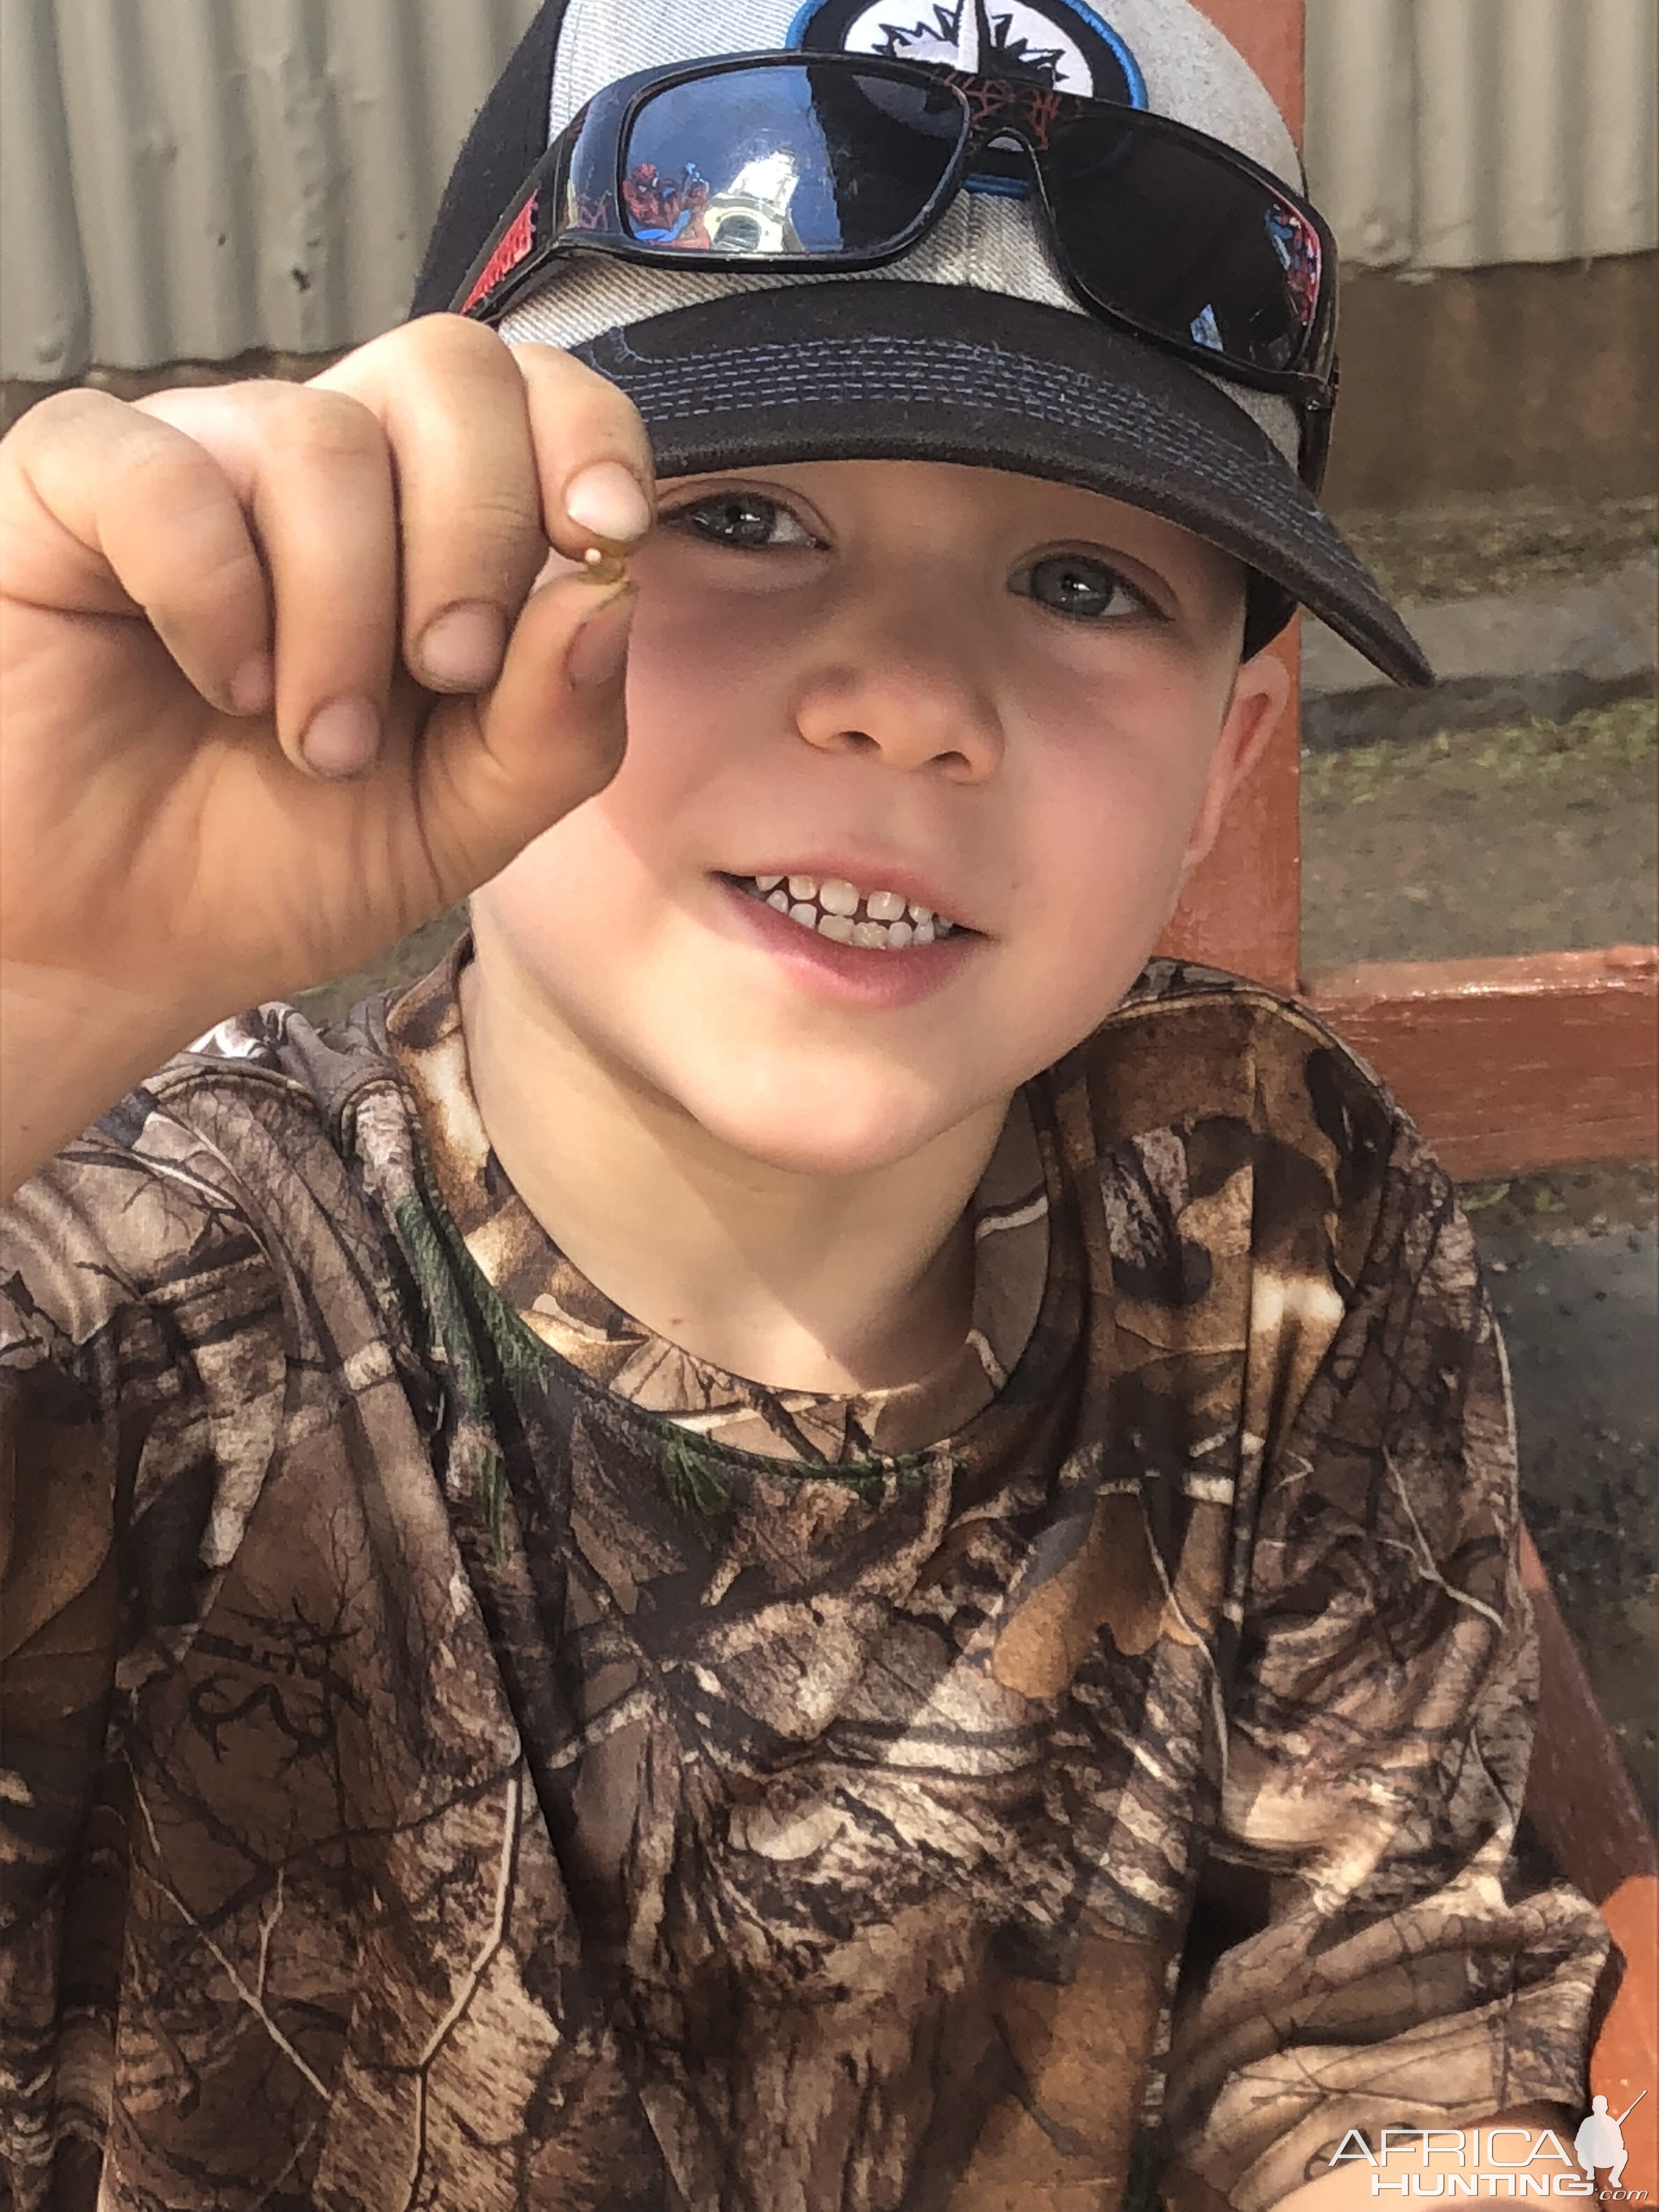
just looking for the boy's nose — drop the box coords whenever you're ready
[790,641,1005,783]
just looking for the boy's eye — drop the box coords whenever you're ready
[1015,553,1157,623]
[662,490,819,551]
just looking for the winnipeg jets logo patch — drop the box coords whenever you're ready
[791,0,1147,101]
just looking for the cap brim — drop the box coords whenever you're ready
[570,280,1432,689]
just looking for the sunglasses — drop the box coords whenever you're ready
[453,50,1340,489]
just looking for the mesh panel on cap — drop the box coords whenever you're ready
[1090,0,1299,183]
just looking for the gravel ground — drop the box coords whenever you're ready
[1300,696,1657,968]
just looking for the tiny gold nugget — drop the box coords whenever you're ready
[582,547,629,587]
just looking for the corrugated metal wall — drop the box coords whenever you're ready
[0,0,542,379]
[2,0,1655,380]
[1306,0,1659,269]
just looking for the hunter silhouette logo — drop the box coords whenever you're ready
[1577,2095,1644,2192]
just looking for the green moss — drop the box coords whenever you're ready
[1302,695,1657,810]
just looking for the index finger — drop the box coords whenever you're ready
[313,319,657,688]
[510,338,659,563]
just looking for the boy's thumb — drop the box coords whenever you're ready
[426,569,636,875]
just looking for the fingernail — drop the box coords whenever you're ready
[301,697,381,778]
[230,653,274,715]
[563,461,652,546]
[417,601,507,691]
[566,588,636,690]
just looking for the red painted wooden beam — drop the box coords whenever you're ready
[1304,946,1659,1178]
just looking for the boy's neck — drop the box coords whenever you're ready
[455,950,1008,1396]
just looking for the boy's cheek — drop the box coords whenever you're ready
[1001,795,1203,1030]
[628,573,806,708]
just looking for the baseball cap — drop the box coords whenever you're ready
[411,0,1432,687]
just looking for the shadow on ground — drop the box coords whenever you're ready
[1465,1170,1658,1830]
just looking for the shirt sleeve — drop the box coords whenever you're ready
[0,1092,289,2200]
[1160,1119,1611,2212]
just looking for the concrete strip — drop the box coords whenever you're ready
[1304,548,1657,751]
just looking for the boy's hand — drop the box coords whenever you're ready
[0,316,650,1043]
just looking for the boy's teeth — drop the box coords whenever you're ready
[739,872,960,950]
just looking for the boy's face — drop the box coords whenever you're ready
[470,458,1288,1176]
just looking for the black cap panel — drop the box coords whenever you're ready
[410,0,572,321]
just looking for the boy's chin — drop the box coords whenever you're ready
[671,1061,995,1181]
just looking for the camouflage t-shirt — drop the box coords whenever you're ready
[0,935,1607,2212]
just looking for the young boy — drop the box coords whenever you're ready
[0,1,1611,2207]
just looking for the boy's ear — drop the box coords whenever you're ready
[1175,643,1294,891]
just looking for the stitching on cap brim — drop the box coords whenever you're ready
[579,326,1434,688]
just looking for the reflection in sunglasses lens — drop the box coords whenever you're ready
[620,65,962,255]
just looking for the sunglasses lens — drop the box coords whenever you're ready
[1048,124,1323,375]
[620,63,962,255]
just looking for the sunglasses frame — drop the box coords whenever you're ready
[453,50,1341,489]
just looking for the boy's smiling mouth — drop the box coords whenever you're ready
[723,871,966,951]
